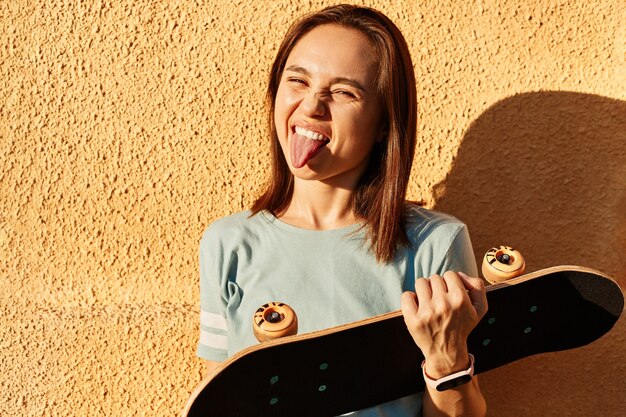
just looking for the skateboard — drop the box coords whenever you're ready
[183,247,624,417]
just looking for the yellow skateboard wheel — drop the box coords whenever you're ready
[253,302,298,342]
[482,246,526,284]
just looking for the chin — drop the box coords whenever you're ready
[289,165,319,178]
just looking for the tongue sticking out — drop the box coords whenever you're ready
[290,133,329,168]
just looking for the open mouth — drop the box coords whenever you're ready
[290,126,330,168]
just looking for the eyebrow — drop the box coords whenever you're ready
[284,65,368,94]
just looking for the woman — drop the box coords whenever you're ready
[197,4,487,416]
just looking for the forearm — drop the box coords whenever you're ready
[204,360,222,377]
[423,377,486,417]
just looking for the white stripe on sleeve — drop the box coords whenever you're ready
[200,330,228,350]
[200,310,228,331]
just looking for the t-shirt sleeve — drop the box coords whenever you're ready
[408,215,479,288]
[196,227,230,362]
[437,224,479,277]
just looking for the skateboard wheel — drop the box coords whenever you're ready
[482,246,526,284]
[253,302,298,342]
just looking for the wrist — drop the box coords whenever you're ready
[422,353,475,392]
[423,349,471,379]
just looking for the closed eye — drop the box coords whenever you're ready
[333,90,356,98]
[331,89,359,101]
[287,77,308,85]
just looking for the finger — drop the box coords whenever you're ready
[457,271,478,291]
[458,271,489,317]
[414,276,433,302]
[442,270,465,293]
[401,291,419,317]
[428,274,448,298]
[442,271,470,307]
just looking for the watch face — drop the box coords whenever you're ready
[436,374,473,392]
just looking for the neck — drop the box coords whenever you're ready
[278,180,359,230]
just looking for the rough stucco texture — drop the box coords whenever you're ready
[1,0,624,416]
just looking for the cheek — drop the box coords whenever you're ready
[274,87,298,140]
[355,104,385,144]
[342,110,381,146]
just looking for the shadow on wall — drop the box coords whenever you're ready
[433,91,626,282]
[432,92,626,417]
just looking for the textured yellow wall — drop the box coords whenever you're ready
[1,0,624,416]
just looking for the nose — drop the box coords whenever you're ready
[300,90,327,117]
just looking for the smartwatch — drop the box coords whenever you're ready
[422,354,475,392]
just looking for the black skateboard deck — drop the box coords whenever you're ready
[183,266,623,417]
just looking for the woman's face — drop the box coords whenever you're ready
[274,24,385,188]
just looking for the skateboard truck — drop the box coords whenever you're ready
[482,245,526,284]
[253,302,298,342]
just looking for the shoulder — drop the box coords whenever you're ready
[402,203,468,246]
[200,210,268,249]
[203,210,254,233]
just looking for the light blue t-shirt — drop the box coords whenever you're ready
[197,204,478,416]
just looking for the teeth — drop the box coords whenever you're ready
[295,126,326,141]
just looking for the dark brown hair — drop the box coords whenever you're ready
[251,4,418,263]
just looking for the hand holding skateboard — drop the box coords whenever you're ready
[400,271,487,379]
